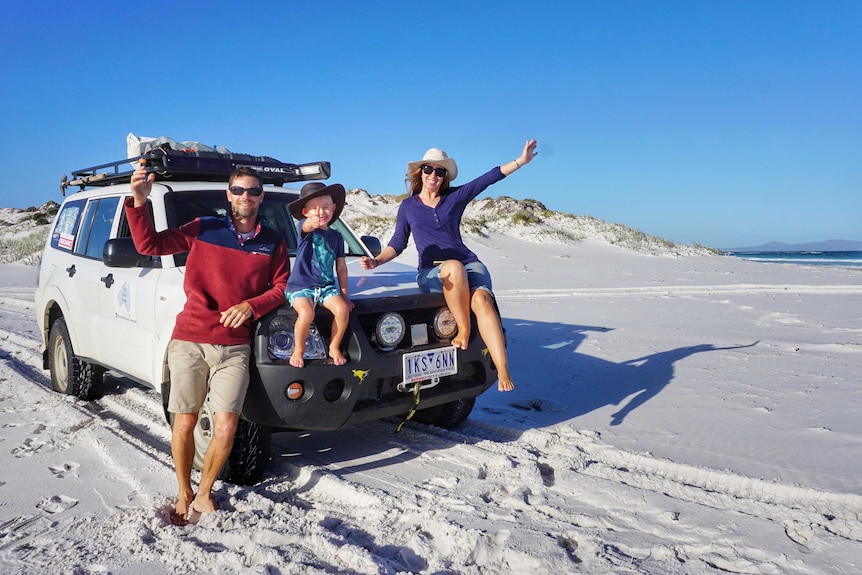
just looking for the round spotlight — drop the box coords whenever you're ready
[376,312,406,348]
[433,307,457,339]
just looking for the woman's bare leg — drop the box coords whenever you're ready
[439,260,472,350]
[471,290,514,391]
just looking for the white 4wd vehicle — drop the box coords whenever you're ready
[35,147,499,484]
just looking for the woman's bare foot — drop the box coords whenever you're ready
[289,350,304,368]
[497,376,515,392]
[452,327,470,350]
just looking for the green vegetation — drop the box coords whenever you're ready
[0,227,50,265]
[511,210,542,226]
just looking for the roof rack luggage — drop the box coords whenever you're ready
[61,145,331,195]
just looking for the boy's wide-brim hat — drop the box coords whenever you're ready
[289,182,346,223]
[407,148,458,183]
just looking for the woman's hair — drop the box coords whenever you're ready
[405,165,451,196]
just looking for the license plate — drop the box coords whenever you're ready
[402,346,458,384]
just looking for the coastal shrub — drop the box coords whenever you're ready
[0,228,50,264]
[463,215,492,235]
[535,229,583,243]
[511,210,541,226]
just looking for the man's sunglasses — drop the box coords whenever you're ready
[421,165,447,177]
[229,186,264,197]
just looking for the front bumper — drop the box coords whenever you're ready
[244,297,497,431]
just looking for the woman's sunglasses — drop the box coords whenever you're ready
[229,186,264,197]
[421,165,447,177]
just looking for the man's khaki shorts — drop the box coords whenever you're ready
[167,340,251,414]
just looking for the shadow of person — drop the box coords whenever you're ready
[608,342,758,426]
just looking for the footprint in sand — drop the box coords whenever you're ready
[49,462,80,478]
[12,437,45,457]
[36,494,78,514]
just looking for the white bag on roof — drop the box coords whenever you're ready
[126,132,231,158]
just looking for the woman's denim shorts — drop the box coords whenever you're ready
[416,261,493,295]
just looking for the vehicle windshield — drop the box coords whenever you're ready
[164,190,368,266]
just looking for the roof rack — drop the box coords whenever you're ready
[61,146,331,195]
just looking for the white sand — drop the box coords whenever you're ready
[1,238,861,574]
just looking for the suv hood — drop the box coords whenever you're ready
[345,259,424,299]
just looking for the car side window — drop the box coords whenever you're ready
[165,192,298,267]
[75,197,120,260]
[50,199,87,252]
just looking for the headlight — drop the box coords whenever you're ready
[267,316,294,360]
[433,307,457,339]
[267,316,327,361]
[376,312,406,348]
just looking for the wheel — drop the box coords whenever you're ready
[411,397,476,429]
[182,399,272,486]
[47,317,104,400]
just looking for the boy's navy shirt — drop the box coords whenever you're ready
[286,219,345,291]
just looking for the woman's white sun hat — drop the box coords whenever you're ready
[407,148,458,182]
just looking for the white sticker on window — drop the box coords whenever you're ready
[58,233,74,250]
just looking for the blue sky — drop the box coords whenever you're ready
[1,1,858,248]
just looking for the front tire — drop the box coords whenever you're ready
[412,397,476,429]
[183,399,272,486]
[48,317,104,400]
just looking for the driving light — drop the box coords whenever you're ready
[376,312,406,348]
[433,307,457,339]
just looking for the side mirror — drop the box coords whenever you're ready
[103,238,159,268]
[360,235,382,257]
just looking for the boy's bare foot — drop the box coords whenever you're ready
[497,377,515,392]
[289,350,304,368]
[329,347,347,366]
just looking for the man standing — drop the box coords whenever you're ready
[126,162,289,523]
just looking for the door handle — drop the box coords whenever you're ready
[100,273,114,288]
[66,264,76,277]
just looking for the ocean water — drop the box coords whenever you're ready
[724,251,862,269]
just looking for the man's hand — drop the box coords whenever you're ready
[131,160,155,207]
[220,301,253,329]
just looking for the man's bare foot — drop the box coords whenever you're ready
[187,494,220,524]
[497,377,515,392]
[191,495,219,514]
[175,492,194,518]
[170,492,194,525]
[329,347,347,366]
[289,350,305,368]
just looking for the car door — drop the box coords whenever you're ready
[93,198,169,384]
[39,197,99,359]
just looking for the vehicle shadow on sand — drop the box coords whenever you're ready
[495,317,758,428]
